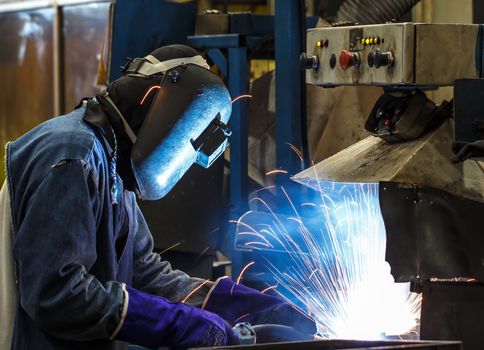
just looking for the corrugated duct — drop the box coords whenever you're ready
[335,0,421,24]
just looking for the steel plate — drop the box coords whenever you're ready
[192,339,462,350]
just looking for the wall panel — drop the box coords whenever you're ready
[62,2,109,111]
[0,8,54,182]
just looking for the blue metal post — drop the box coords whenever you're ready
[207,49,228,78]
[228,47,249,213]
[227,47,249,279]
[275,0,305,182]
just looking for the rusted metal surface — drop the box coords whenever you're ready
[0,8,55,183]
[0,3,109,184]
[62,2,109,112]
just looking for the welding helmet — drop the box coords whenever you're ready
[104,48,232,200]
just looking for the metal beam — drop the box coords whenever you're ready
[187,34,245,49]
[206,49,228,78]
[275,0,305,180]
[227,47,249,213]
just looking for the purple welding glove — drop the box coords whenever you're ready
[203,277,317,335]
[116,286,240,349]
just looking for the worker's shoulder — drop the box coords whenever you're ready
[10,107,104,163]
[7,107,109,183]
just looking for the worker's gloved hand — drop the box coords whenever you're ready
[116,286,240,349]
[203,277,317,335]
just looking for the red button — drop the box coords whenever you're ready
[339,50,354,70]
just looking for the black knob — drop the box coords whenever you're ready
[367,51,375,67]
[300,52,319,70]
[373,49,394,68]
[168,70,180,83]
[330,53,336,69]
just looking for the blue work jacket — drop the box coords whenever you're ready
[5,105,206,350]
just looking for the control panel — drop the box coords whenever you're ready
[305,23,480,86]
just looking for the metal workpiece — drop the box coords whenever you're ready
[191,339,462,350]
[453,78,484,159]
[292,120,484,203]
[305,23,480,86]
[420,281,484,350]
[380,182,484,283]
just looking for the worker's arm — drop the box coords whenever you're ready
[13,158,236,348]
[13,159,124,341]
[130,199,213,306]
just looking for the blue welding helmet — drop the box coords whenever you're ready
[114,53,232,200]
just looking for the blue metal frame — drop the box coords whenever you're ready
[207,49,228,77]
[186,36,250,215]
[187,34,250,279]
[109,0,196,81]
[188,7,317,278]
[275,0,306,183]
[227,47,249,214]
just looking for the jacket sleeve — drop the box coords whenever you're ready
[12,159,125,341]
[131,199,213,306]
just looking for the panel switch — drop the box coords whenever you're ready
[339,50,360,70]
[368,49,394,68]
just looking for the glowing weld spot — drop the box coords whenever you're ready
[236,180,422,340]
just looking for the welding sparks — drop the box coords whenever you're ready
[234,181,422,340]
[140,85,161,105]
[236,261,255,285]
[233,313,251,324]
[231,94,253,104]
[265,169,288,176]
[261,285,278,294]
[181,279,211,304]
[286,142,304,162]
[158,242,182,255]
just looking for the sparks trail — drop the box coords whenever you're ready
[261,285,278,294]
[231,261,255,295]
[140,85,161,105]
[286,142,304,162]
[193,246,210,263]
[236,261,255,285]
[158,242,182,255]
[265,169,288,176]
[181,279,211,303]
[233,313,251,325]
[233,181,422,340]
[231,94,253,104]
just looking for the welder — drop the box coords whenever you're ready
[0,45,316,350]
